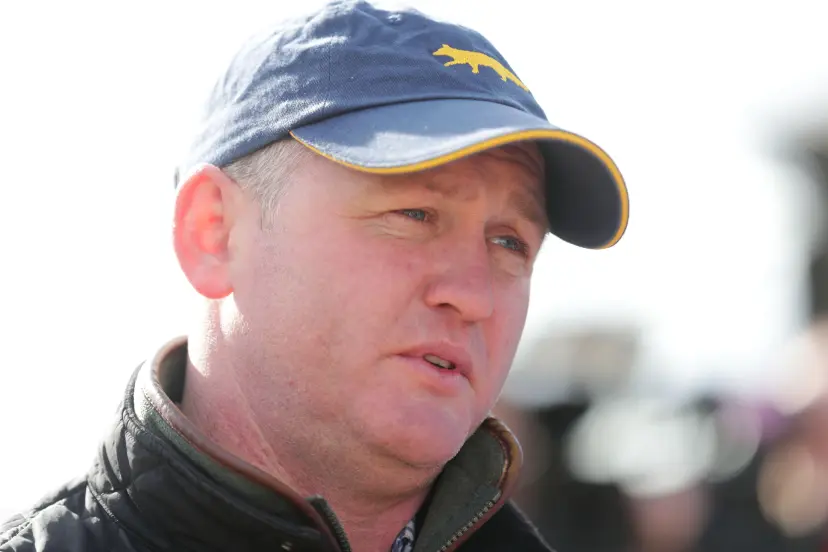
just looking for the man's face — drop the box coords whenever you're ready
[223,142,546,468]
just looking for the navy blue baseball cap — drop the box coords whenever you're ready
[179,0,629,249]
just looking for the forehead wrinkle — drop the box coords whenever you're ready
[423,170,480,201]
[374,167,478,201]
[498,143,545,177]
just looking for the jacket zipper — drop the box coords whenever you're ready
[438,491,501,552]
[315,499,352,552]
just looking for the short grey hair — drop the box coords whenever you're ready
[221,139,312,225]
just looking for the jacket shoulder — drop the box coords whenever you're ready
[461,501,554,552]
[0,477,110,552]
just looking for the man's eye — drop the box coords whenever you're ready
[491,236,530,256]
[395,209,430,222]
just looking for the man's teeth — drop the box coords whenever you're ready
[424,354,455,370]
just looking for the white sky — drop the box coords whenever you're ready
[2,0,828,517]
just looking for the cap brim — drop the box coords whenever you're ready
[290,99,628,249]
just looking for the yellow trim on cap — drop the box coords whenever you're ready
[289,129,629,249]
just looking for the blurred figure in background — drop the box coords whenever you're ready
[758,318,828,548]
[495,370,828,551]
[626,487,710,552]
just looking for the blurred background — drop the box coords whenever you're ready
[2,1,828,550]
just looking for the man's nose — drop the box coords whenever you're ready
[422,238,495,323]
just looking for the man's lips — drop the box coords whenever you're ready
[398,342,473,383]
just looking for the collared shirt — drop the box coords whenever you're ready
[391,519,416,552]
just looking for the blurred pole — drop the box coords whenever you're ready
[786,120,828,322]
[807,143,828,320]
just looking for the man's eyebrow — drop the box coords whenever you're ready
[509,182,549,236]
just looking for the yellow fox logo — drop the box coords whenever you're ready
[432,44,529,92]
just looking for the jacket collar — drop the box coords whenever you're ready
[90,337,522,552]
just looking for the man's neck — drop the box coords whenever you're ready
[179,360,433,552]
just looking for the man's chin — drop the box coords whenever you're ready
[374,411,477,468]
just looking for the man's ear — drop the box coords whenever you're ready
[173,164,240,300]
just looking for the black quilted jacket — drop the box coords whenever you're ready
[1,339,552,552]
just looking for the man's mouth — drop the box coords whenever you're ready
[423,354,456,371]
